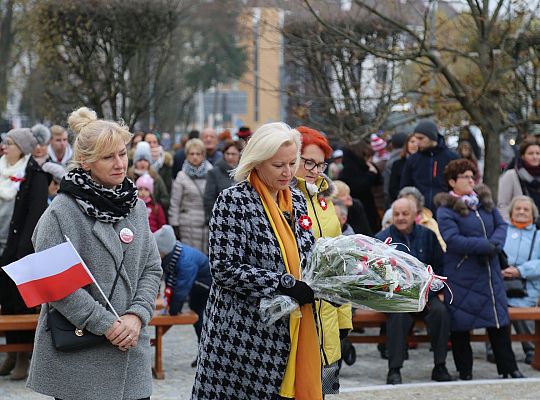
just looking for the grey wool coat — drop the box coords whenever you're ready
[168,164,212,254]
[27,194,162,400]
[191,181,315,400]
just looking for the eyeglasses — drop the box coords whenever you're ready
[457,174,475,181]
[301,157,328,173]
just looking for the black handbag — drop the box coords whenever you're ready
[503,229,537,298]
[47,260,123,352]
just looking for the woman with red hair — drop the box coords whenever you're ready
[294,125,353,396]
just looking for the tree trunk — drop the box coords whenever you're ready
[0,0,14,114]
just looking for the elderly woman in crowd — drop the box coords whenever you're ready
[498,138,540,219]
[169,138,213,253]
[502,195,540,364]
[192,123,321,400]
[28,107,162,400]
[0,128,49,380]
[293,125,352,395]
[435,159,522,380]
[203,140,242,221]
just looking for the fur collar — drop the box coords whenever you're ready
[433,184,494,216]
[292,173,336,198]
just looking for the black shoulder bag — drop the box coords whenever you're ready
[47,253,124,352]
[504,229,536,298]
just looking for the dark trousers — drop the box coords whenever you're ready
[0,271,36,344]
[56,398,149,400]
[188,283,209,341]
[451,325,518,375]
[387,297,450,369]
[170,283,209,342]
[512,319,535,355]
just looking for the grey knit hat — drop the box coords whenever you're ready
[6,128,38,155]
[153,225,177,255]
[414,120,439,141]
[134,141,152,163]
[31,124,51,145]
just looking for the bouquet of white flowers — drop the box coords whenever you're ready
[260,234,448,324]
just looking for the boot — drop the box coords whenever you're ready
[9,352,29,381]
[0,352,16,376]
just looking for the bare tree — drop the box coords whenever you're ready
[283,14,403,142]
[305,0,540,194]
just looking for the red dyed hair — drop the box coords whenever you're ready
[296,126,333,159]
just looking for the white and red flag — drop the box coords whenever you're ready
[1,241,94,308]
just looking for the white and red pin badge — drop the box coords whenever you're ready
[318,197,328,210]
[119,228,134,244]
[299,215,313,230]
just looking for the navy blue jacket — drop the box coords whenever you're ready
[435,187,509,331]
[400,136,458,212]
[162,242,212,315]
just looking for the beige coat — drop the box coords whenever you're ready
[497,169,523,221]
[168,167,212,253]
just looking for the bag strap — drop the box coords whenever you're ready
[528,229,538,261]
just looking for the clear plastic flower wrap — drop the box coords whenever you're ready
[260,234,447,325]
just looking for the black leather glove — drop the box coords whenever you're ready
[277,278,314,306]
[339,328,350,341]
[488,244,500,257]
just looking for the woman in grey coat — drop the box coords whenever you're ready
[27,107,162,400]
[168,138,212,253]
[192,123,321,400]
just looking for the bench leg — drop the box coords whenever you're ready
[532,320,540,371]
[152,326,165,379]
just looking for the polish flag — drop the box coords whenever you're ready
[2,241,94,308]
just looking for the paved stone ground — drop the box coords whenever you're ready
[2,325,540,399]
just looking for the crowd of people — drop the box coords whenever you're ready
[1,110,540,399]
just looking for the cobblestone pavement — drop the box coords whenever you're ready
[2,326,540,399]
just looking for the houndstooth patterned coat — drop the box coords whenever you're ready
[191,181,315,400]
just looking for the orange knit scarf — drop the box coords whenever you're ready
[249,170,322,400]
[511,219,532,230]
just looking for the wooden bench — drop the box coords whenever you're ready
[0,311,198,379]
[349,307,540,370]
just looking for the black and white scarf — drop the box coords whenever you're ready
[59,168,138,223]
[182,160,210,179]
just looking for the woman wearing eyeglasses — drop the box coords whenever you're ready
[435,159,522,380]
[293,126,352,396]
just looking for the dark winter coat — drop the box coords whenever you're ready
[203,159,234,222]
[375,224,443,274]
[435,185,510,332]
[388,156,406,203]
[347,198,372,236]
[400,136,458,212]
[0,157,49,312]
[339,149,381,233]
[191,181,315,400]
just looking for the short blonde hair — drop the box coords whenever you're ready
[68,107,132,170]
[50,125,67,137]
[332,180,351,198]
[233,122,301,182]
[509,195,539,220]
[184,138,206,156]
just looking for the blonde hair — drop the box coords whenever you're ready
[184,138,206,156]
[233,122,301,182]
[68,107,132,170]
[50,125,67,137]
[332,180,351,198]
